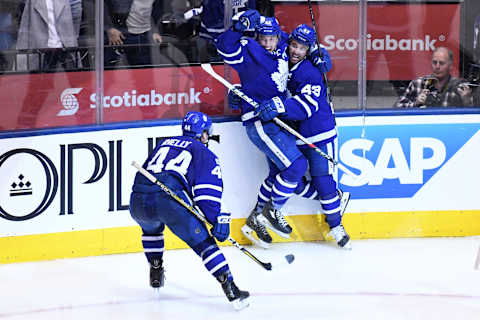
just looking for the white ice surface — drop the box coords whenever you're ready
[1,237,480,320]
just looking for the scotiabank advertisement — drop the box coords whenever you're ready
[275,2,461,81]
[0,3,461,131]
[0,65,238,131]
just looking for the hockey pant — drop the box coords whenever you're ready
[129,174,231,279]
[246,120,308,211]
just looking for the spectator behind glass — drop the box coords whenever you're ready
[0,1,18,72]
[16,0,79,72]
[394,47,473,108]
[169,0,256,62]
[104,0,163,67]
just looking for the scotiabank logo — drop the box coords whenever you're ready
[57,88,83,116]
[89,88,202,109]
[323,34,441,52]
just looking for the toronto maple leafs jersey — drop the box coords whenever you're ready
[216,28,289,122]
[200,0,256,40]
[132,136,223,224]
[283,58,337,146]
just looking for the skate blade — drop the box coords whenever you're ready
[241,225,270,249]
[232,297,250,311]
[342,241,352,250]
[326,231,352,250]
[339,192,351,216]
[257,215,291,239]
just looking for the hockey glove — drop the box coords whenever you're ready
[309,44,332,73]
[227,84,242,110]
[258,96,286,122]
[211,212,231,242]
[233,9,260,33]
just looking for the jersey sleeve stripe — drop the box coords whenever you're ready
[293,95,312,117]
[304,94,319,111]
[200,22,226,33]
[223,56,244,65]
[193,184,223,192]
[216,46,242,58]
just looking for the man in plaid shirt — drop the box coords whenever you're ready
[395,47,473,108]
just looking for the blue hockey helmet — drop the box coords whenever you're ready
[256,16,281,36]
[290,24,316,48]
[182,111,212,138]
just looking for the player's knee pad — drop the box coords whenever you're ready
[311,175,337,198]
[281,156,308,183]
[191,237,217,257]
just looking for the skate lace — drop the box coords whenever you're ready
[256,218,270,236]
[274,209,289,228]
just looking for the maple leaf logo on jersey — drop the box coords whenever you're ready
[271,59,288,92]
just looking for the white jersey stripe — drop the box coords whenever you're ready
[217,46,242,58]
[304,94,319,111]
[296,128,337,145]
[294,95,312,117]
[254,120,292,167]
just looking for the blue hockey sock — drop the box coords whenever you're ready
[142,234,165,263]
[256,179,273,212]
[312,175,342,228]
[271,173,298,209]
[320,191,342,228]
[192,238,230,279]
[271,157,307,209]
[294,177,319,200]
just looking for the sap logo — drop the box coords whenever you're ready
[337,124,479,199]
[340,137,445,187]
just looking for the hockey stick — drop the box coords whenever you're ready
[306,0,335,113]
[131,161,294,271]
[201,63,358,178]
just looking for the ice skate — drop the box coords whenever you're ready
[217,272,250,311]
[258,202,292,238]
[241,210,272,249]
[328,224,352,250]
[338,189,350,216]
[150,259,165,289]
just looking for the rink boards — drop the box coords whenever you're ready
[1,113,480,263]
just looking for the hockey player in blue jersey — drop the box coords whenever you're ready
[255,24,351,249]
[129,111,250,310]
[216,10,309,247]
[222,14,336,248]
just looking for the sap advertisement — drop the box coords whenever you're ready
[275,2,461,80]
[0,114,479,237]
